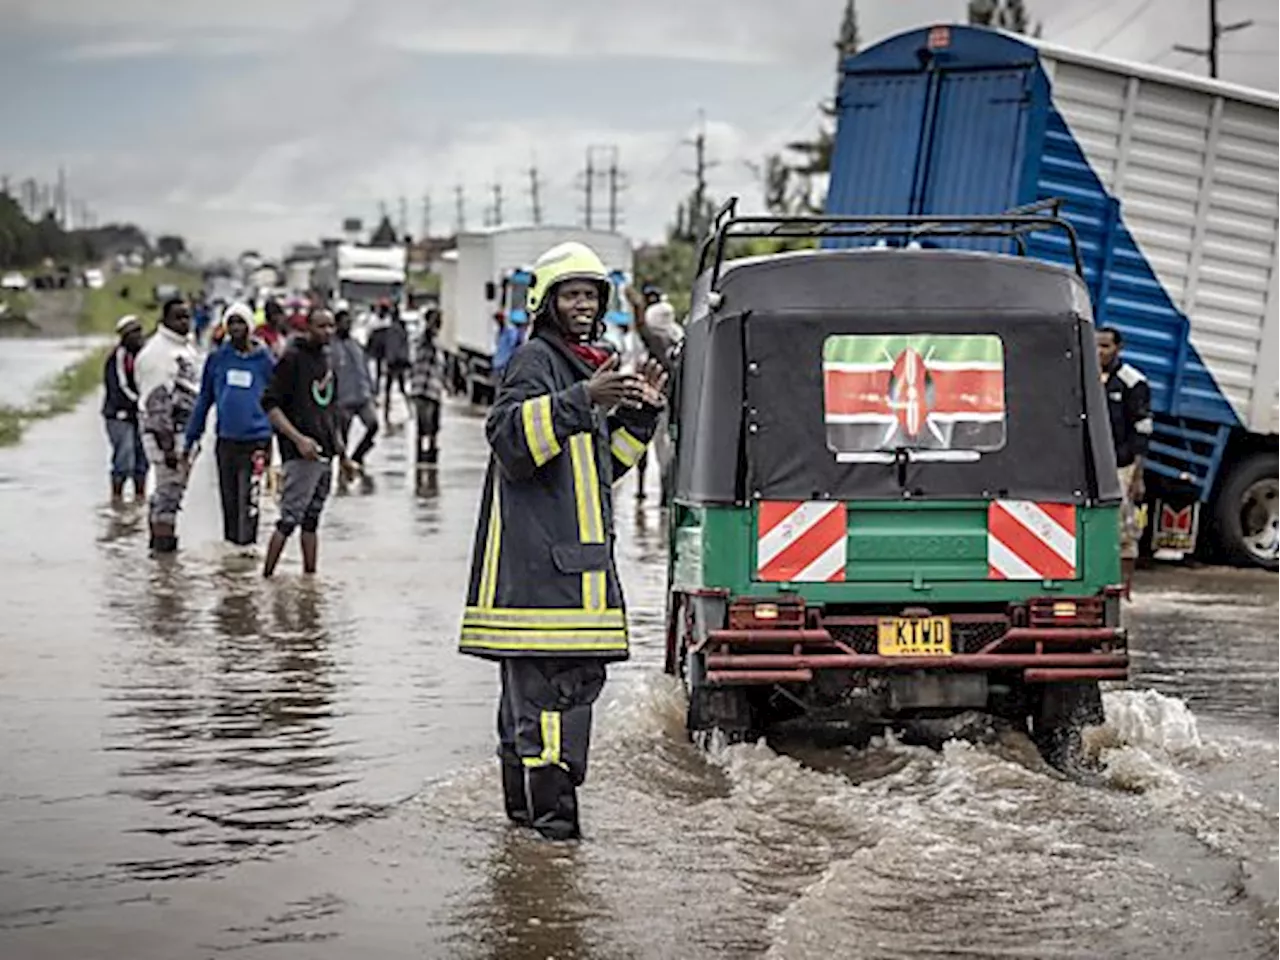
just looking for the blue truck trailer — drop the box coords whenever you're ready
[825,25,1278,569]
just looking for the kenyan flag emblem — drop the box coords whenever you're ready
[822,334,1006,455]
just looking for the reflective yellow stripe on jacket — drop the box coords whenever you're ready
[568,433,606,612]
[610,426,647,469]
[521,395,560,467]
[477,485,502,608]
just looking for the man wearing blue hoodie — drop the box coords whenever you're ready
[183,303,276,546]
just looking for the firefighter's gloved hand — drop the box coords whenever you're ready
[586,354,645,409]
[162,448,179,470]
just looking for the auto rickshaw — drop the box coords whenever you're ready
[664,201,1127,769]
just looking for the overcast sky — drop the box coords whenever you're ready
[1,0,1275,258]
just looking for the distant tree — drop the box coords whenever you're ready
[370,216,399,247]
[155,235,187,260]
[968,0,1042,37]
[761,0,860,214]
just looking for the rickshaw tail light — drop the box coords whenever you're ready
[1027,597,1103,628]
[728,598,805,630]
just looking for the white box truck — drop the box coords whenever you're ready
[440,226,633,403]
[313,244,407,315]
[826,24,1278,568]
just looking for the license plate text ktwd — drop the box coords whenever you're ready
[877,616,953,656]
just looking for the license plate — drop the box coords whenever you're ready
[877,616,952,656]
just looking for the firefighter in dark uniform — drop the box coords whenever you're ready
[1097,325,1152,595]
[460,241,668,841]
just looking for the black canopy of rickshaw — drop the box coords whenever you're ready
[673,248,1121,505]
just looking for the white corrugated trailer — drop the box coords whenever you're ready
[1033,38,1279,439]
[440,226,633,403]
[826,25,1278,567]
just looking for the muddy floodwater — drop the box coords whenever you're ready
[0,390,1276,959]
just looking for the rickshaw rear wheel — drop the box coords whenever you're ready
[1029,680,1105,775]
[687,685,760,748]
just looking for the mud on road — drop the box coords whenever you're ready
[0,395,1275,959]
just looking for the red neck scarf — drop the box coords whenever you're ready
[568,342,611,369]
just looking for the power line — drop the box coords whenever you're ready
[1097,0,1158,52]
[1045,0,1117,39]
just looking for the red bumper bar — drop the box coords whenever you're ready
[1024,667,1128,683]
[705,652,1128,670]
[706,669,813,685]
[705,627,1123,646]
[699,624,1127,684]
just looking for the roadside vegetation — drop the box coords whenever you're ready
[80,265,200,335]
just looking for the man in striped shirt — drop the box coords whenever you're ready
[101,315,148,503]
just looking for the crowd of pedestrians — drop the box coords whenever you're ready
[102,294,446,576]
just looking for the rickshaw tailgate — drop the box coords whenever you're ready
[753,499,1083,585]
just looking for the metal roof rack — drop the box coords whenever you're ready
[696,196,1085,289]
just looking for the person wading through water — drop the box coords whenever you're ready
[331,304,379,483]
[260,307,341,578]
[459,241,667,841]
[136,298,200,553]
[102,314,148,503]
[409,307,446,468]
[182,302,275,547]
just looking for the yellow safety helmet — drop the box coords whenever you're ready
[526,241,611,318]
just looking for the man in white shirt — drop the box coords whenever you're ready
[135,299,201,553]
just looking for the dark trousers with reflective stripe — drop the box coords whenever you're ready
[497,658,606,840]
[216,438,269,545]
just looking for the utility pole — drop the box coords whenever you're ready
[528,163,543,225]
[490,181,504,227]
[454,185,466,233]
[398,195,408,240]
[56,166,68,228]
[1174,0,1253,79]
[580,148,596,228]
[420,193,432,240]
[682,113,718,240]
[605,147,625,232]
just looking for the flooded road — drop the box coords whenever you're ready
[0,337,103,406]
[0,391,1275,959]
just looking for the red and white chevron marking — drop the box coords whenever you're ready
[987,500,1077,581]
[757,501,847,583]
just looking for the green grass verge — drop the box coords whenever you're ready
[0,343,111,447]
[80,265,201,335]
[0,288,35,318]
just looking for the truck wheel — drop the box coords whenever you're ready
[1210,451,1279,571]
[1029,681,1103,775]
[687,686,759,748]
[684,653,759,747]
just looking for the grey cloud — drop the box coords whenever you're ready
[6,0,1274,256]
